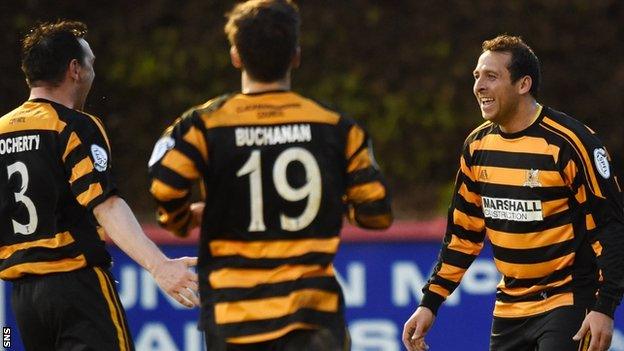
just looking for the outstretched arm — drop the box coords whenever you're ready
[94,195,199,307]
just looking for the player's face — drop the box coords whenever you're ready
[76,38,95,109]
[473,51,521,125]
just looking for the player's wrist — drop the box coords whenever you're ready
[592,296,618,319]
[419,291,445,316]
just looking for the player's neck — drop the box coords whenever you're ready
[498,99,540,134]
[29,85,80,110]
[241,71,291,94]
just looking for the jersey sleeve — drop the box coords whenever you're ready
[148,109,208,237]
[60,114,117,211]
[420,140,486,315]
[343,122,393,229]
[561,130,624,318]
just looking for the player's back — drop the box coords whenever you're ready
[0,99,111,280]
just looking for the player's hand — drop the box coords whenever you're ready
[150,256,200,308]
[189,202,205,230]
[573,311,613,351]
[403,306,435,351]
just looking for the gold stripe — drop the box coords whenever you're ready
[203,93,340,129]
[591,241,603,257]
[460,156,476,182]
[345,125,366,159]
[448,234,483,256]
[94,267,128,351]
[85,114,111,151]
[487,223,574,250]
[500,274,572,297]
[453,209,485,233]
[586,214,596,230]
[210,237,340,258]
[563,159,578,186]
[354,213,393,229]
[494,253,575,279]
[69,157,94,183]
[471,165,564,187]
[62,131,81,162]
[214,289,338,324]
[160,149,199,180]
[581,329,591,351]
[542,198,569,217]
[100,267,131,351]
[0,254,86,280]
[428,284,450,298]
[346,181,386,203]
[575,185,587,204]
[227,322,316,344]
[493,292,572,318]
[437,262,466,283]
[150,178,189,201]
[0,232,74,259]
[458,183,481,207]
[183,125,208,162]
[469,134,559,162]
[0,102,66,133]
[210,264,334,289]
[347,148,372,173]
[76,182,103,207]
[542,117,603,198]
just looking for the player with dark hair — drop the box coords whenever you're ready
[148,1,392,350]
[403,35,624,351]
[0,20,199,350]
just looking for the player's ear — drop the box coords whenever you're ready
[230,46,242,69]
[67,58,81,82]
[518,75,532,95]
[291,46,301,69]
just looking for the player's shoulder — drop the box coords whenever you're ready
[540,106,602,148]
[464,120,495,145]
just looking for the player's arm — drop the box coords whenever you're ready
[148,110,208,237]
[562,135,624,317]
[60,114,199,307]
[344,124,392,229]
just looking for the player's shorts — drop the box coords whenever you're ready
[489,305,589,351]
[11,266,134,351]
[205,327,350,351]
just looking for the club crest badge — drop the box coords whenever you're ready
[523,169,541,188]
[148,136,175,167]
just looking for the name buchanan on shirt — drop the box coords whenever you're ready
[235,124,311,147]
[482,196,543,222]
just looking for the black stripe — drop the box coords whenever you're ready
[439,247,476,269]
[347,167,380,186]
[70,173,96,196]
[430,275,460,293]
[153,166,191,189]
[496,284,572,303]
[212,276,341,303]
[210,252,335,271]
[156,195,191,213]
[219,309,343,339]
[352,199,391,216]
[461,174,480,195]
[63,146,87,171]
[0,243,82,271]
[491,240,575,264]
[449,223,485,243]
[503,266,573,288]
[176,139,206,170]
[480,183,569,201]
[485,209,573,234]
[454,195,483,218]
[472,150,558,171]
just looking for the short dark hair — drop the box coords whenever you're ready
[225,0,300,82]
[21,20,88,87]
[482,35,541,98]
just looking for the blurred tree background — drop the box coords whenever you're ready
[1,1,623,221]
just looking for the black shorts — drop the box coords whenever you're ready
[490,305,589,351]
[205,327,350,351]
[11,267,134,351]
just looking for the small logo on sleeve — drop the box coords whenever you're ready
[90,144,108,172]
[593,148,610,179]
[148,136,175,167]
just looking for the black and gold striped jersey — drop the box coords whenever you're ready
[148,90,392,344]
[421,105,624,319]
[0,98,116,280]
